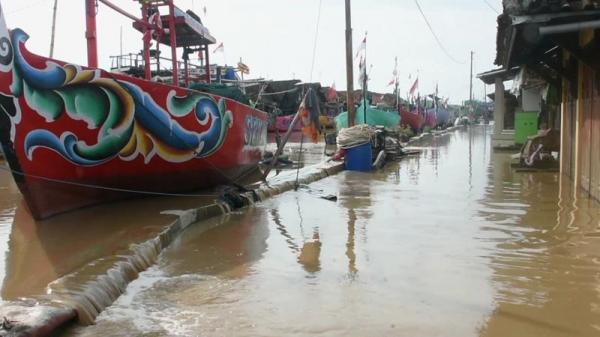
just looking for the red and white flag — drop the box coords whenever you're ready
[144,10,163,44]
[213,42,224,54]
[409,77,419,97]
[355,35,366,59]
[327,82,337,101]
[387,78,396,87]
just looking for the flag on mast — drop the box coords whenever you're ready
[358,56,367,89]
[409,77,419,97]
[326,82,337,101]
[355,35,366,59]
[388,57,399,86]
[213,42,224,54]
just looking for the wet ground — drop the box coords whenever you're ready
[2,125,600,336]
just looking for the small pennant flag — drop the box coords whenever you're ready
[213,42,224,54]
[387,78,396,87]
[355,35,366,59]
[326,82,337,101]
[409,77,419,97]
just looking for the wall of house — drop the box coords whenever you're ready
[578,64,600,200]
[562,56,600,201]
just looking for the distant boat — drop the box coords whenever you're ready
[400,106,426,132]
[0,1,268,219]
[335,102,400,129]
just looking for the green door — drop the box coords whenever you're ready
[515,112,538,145]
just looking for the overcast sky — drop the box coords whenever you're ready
[4,0,502,104]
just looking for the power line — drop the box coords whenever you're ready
[413,0,465,65]
[482,0,500,14]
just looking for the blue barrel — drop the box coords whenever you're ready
[345,143,372,172]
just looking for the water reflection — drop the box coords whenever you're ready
[337,172,373,279]
[58,125,600,337]
[161,209,268,279]
[1,193,216,300]
[478,147,600,336]
[270,201,322,275]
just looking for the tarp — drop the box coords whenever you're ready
[189,83,250,105]
[335,102,400,129]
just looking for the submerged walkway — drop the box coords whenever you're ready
[60,125,600,337]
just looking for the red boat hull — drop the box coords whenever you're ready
[400,107,425,132]
[0,29,268,219]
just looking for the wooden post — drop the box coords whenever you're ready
[262,91,310,180]
[85,0,98,68]
[345,0,356,127]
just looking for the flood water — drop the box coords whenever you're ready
[2,125,600,336]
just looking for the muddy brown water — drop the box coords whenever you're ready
[1,126,600,336]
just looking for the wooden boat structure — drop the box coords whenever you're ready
[0,0,268,219]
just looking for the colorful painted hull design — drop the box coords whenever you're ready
[399,107,425,131]
[0,29,268,219]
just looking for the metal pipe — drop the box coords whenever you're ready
[141,3,151,80]
[539,19,600,36]
[49,0,58,58]
[85,0,98,68]
[184,54,190,87]
[168,0,179,86]
[98,0,143,24]
[204,45,211,83]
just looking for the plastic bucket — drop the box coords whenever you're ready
[345,143,372,172]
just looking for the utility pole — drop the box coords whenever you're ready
[469,51,474,103]
[345,0,356,127]
[49,0,58,58]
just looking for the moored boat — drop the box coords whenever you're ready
[0,1,268,219]
[400,106,426,132]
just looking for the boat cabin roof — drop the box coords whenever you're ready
[133,7,216,47]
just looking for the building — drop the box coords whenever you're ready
[493,0,600,200]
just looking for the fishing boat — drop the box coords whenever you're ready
[400,105,426,132]
[0,1,268,219]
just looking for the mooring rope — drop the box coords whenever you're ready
[0,164,219,197]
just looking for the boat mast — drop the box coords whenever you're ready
[344,0,356,127]
[362,32,367,124]
[85,0,98,68]
[469,50,474,103]
[49,0,58,58]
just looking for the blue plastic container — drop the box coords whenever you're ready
[345,143,372,172]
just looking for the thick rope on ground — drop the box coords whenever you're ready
[336,124,374,149]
